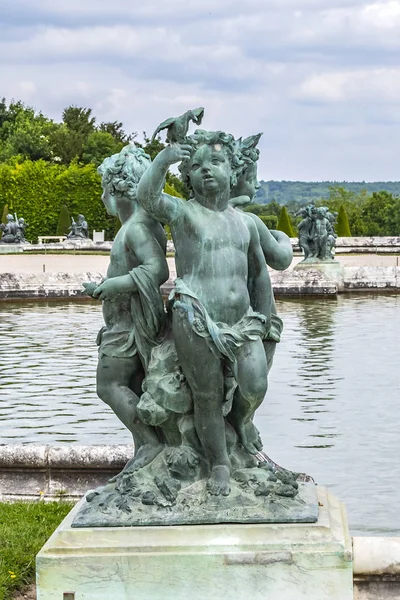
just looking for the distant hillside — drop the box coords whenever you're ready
[255,181,400,205]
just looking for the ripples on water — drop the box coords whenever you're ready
[0,301,128,445]
[0,295,399,536]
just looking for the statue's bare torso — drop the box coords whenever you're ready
[173,200,251,325]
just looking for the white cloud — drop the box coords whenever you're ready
[295,68,400,102]
[0,0,399,180]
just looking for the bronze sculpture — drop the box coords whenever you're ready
[75,110,317,528]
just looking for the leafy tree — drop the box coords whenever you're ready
[336,204,352,237]
[1,203,9,224]
[277,206,295,237]
[359,191,400,236]
[99,121,135,144]
[62,106,96,135]
[49,126,85,165]
[1,202,9,239]
[258,215,278,229]
[81,131,123,166]
[316,186,367,236]
[0,100,57,162]
[56,204,71,236]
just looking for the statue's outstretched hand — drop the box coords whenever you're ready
[82,281,98,297]
[92,275,135,301]
[158,144,192,167]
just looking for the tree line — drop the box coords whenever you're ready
[0,99,186,241]
[0,98,398,240]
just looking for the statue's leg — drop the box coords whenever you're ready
[172,309,231,496]
[263,339,277,374]
[229,337,268,454]
[97,354,163,470]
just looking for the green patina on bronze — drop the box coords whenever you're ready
[74,110,316,528]
[298,204,338,262]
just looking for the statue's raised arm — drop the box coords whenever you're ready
[136,144,191,223]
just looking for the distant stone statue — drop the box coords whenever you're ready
[0,213,28,244]
[67,214,89,239]
[298,204,337,261]
[74,112,316,529]
[16,217,28,243]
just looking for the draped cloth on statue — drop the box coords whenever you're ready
[97,265,165,367]
[170,278,269,367]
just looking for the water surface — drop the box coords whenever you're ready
[0,295,399,536]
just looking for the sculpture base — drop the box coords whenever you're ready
[36,487,353,600]
[73,479,317,527]
[294,261,344,290]
[0,243,23,253]
[70,446,317,527]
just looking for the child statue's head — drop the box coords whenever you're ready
[178,130,243,198]
[231,133,262,200]
[98,145,151,216]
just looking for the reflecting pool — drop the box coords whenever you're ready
[0,294,399,536]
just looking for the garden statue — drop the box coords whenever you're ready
[298,204,337,261]
[83,146,169,469]
[74,111,317,528]
[67,214,89,239]
[0,213,28,244]
[16,217,28,243]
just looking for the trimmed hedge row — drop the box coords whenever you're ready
[0,160,114,242]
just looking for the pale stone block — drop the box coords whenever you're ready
[37,487,353,600]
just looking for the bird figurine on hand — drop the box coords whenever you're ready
[150,107,205,144]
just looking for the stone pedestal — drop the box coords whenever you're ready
[36,487,353,600]
[0,243,23,253]
[294,261,344,292]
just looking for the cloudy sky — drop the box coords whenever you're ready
[1,0,400,181]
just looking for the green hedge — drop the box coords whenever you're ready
[0,160,184,242]
[0,160,114,242]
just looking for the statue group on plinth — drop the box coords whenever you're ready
[67,214,89,239]
[76,109,316,528]
[298,204,337,262]
[0,213,28,244]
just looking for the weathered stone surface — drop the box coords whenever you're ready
[0,243,24,254]
[29,240,112,251]
[270,267,338,295]
[0,271,104,299]
[0,444,133,501]
[343,266,400,290]
[2,265,399,299]
[353,536,400,599]
[37,487,353,600]
[0,444,48,467]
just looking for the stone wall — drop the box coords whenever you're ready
[0,444,132,501]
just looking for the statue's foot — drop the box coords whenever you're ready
[123,443,164,473]
[207,465,231,496]
[238,422,263,454]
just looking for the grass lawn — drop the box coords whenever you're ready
[0,501,74,600]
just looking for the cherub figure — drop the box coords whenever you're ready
[85,145,169,471]
[137,129,271,496]
[229,134,292,371]
[0,214,18,243]
[16,217,28,243]
[297,205,316,260]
